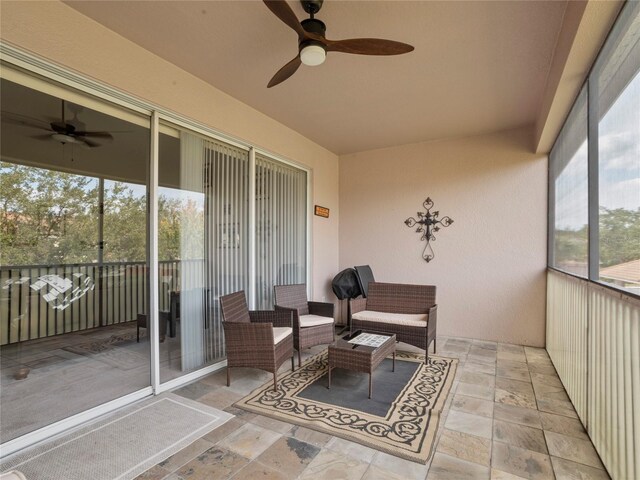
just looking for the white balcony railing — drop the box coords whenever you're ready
[547,269,640,480]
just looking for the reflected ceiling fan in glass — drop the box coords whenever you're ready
[2,100,115,148]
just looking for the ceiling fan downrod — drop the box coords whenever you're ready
[301,0,323,17]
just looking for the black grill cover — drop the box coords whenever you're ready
[331,268,362,300]
[354,265,375,298]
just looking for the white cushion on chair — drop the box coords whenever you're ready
[351,310,428,328]
[273,327,292,345]
[299,314,334,328]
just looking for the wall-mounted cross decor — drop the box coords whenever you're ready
[404,197,454,262]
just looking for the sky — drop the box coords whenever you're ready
[555,69,640,230]
[103,179,205,212]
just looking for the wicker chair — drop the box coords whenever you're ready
[220,290,295,391]
[350,282,437,362]
[274,284,335,367]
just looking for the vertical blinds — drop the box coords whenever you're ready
[204,137,250,361]
[177,131,249,366]
[255,154,307,309]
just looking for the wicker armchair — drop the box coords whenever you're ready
[350,282,437,362]
[220,290,295,391]
[274,284,335,367]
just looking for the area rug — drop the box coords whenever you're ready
[0,393,233,480]
[235,350,457,463]
[63,333,147,370]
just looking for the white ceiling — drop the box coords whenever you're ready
[64,1,568,155]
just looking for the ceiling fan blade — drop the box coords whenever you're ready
[81,138,102,148]
[75,131,114,142]
[30,134,55,142]
[1,112,52,131]
[325,38,414,55]
[263,0,307,40]
[268,56,302,88]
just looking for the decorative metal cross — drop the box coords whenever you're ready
[404,197,454,262]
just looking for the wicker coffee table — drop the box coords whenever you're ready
[327,330,396,399]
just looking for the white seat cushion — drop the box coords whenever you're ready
[299,314,334,328]
[273,327,292,345]
[351,310,428,328]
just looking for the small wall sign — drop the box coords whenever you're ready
[314,205,330,218]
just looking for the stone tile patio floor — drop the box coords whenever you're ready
[135,336,610,480]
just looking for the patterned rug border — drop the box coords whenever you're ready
[235,350,457,464]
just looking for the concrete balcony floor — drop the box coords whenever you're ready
[135,336,610,480]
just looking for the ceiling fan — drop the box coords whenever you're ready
[263,0,414,87]
[2,100,114,148]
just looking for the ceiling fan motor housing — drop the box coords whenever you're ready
[300,18,326,38]
[51,121,76,134]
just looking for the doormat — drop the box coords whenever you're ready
[236,351,457,464]
[0,393,233,480]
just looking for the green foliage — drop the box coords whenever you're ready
[103,181,146,262]
[158,195,205,261]
[554,226,588,263]
[0,162,197,266]
[158,195,182,261]
[0,162,98,265]
[599,207,640,268]
[554,207,640,270]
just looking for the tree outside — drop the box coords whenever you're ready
[0,161,199,266]
[554,207,640,271]
[0,162,99,265]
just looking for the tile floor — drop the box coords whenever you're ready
[135,336,610,480]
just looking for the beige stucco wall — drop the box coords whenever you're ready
[0,1,339,301]
[339,127,548,346]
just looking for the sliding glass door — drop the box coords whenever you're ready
[0,78,151,442]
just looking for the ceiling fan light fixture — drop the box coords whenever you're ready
[300,43,326,66]
[51,133,79,144]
